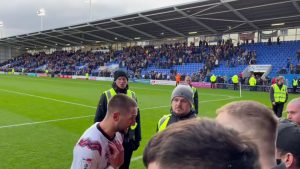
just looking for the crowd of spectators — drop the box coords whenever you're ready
[277,57,300,74]
[0,41,257,81]
[0,50,112,75]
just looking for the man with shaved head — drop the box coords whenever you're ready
[216,101,285,169]
[144,118,260,169]
[286,98,300,125]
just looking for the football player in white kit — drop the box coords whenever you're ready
[71,94,138,169]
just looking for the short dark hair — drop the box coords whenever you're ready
[277,120,300,168]
[107,94,137,115]
[277,148,300,168]
[143,118,260,169]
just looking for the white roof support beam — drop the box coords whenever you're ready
[189,4,221,17]
[31,37,65,47]
[12,42,38,48]
[138,13,186,37]
[89,24,132,40]
[252,14,300,22]
[223,23,247,33]
[174,7,217,34]
[22,33,66,46]
[196,1,290,18]
[15,36,57,48]
[291,0,300,14]
[0,40,16,47]
[44,32,81,45]
[193,16,245,23]
[1,40,35,48]
[0,43,10,48]
[44,35,79,45]
[111,19,157,39]
[71,29,114,43]
[25,40,55,48]
[221,1,259,30]
[9,39,42,48]
[54,30,88,43]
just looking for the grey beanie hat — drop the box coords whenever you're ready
[171,85,194,105]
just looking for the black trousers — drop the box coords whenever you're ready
[233,83,238,90]
[272,102,285,118]
[120,142,134,169]
[250,86,257,91]
[293,86,297,93]
[211,82,216,88]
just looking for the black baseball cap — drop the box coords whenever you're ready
[276,120,300,156]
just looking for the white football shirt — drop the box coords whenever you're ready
[71,122,123,169]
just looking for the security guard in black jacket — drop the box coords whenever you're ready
[94,70,141,169]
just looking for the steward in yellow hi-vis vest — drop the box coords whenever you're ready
[292,77,298,93]
[85,72,89,80]
[210,74,217,89]
[94,70,141,169]
[249,75,257,91]
[185,76,199,115]
[232,75,239,90]
[269,76,288,118]
[157,85,196,132]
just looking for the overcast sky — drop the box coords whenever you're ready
[0,0,198,38]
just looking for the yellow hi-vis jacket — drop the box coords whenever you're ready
[293,79,298,87]
[272,84,287,103]
[157,114,171,132]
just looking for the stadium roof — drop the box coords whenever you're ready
[1,0,300,49]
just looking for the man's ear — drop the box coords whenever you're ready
[284,153,295,168]
[112,112,120,121]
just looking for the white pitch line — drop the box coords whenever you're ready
[128,97,242,164]
[0,115,94,129]
[0,88,241,129]
[0,97,240,129]
[0,88,238,111]
[131,155,143,162]
[0,105,170,129]
[141,105,169,110]
[4,75,238,98]
[199,96,240,103]
[0,89,96,109]
[0,87,241,163]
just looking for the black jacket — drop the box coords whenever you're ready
[94,83,141,148]
[193,88,199,115]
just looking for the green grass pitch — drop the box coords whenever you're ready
[0,74,297,169]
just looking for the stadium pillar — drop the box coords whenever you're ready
[36,8,46,31]
[0,21,3,38]
[257,31,262,42]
